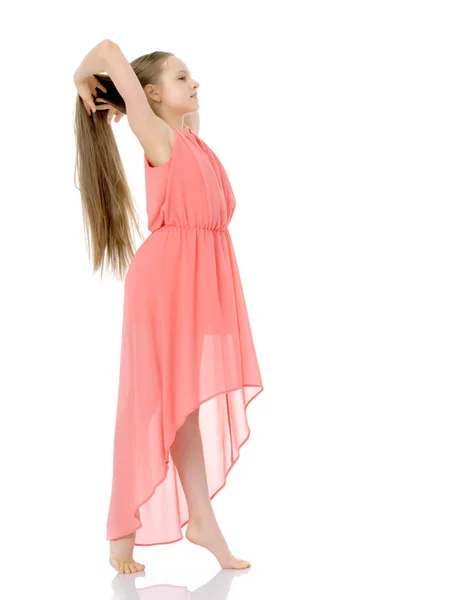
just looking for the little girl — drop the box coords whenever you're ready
[73,39,264,575]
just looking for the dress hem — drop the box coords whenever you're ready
[107,382,264,547]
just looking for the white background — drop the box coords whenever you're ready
[1,0,450,598]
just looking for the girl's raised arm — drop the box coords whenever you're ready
[74,40,170,162]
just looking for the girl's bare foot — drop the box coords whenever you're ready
[185,516,251,569]
[109,531,145,574]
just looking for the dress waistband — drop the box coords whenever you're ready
[162,224,228,232]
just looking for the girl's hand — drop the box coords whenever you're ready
[74,73,107,116]
[94,97,125,125]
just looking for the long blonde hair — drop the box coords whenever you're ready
[73,50,174,281]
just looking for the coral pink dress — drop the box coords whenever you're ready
[106,126,264,546]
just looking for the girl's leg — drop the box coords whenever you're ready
[170,407,251,569]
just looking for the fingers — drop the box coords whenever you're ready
[92,99,123,125]
[82,95,122,123]
[93,76,108,94]
[108,110,124,125]
[82,100,94,116]
[108,110,118,125]
[79,90,96,115]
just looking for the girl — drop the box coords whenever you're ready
[73,39,264,575]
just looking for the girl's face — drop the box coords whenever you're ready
[159,55,200,113]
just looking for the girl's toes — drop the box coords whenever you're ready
[235,558,251,569]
